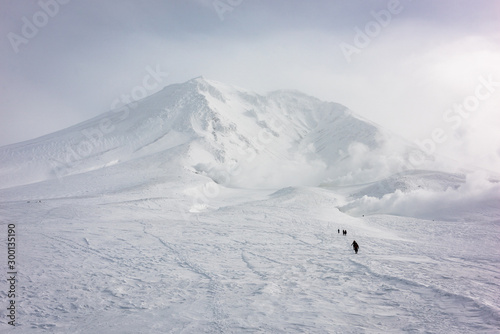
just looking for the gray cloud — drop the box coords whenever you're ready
[1,0,499,170]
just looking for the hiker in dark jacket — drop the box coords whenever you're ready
[351,240,359,254]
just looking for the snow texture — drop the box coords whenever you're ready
[0,77,499,333]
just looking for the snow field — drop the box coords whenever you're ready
[1,185,499,333]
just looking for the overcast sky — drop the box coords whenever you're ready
[1,0,499,171]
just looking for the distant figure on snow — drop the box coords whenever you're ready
[338,229,340,234]
[351,240,359,254]
[343,230,347,236]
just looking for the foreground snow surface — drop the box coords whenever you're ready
[1,185,499,333]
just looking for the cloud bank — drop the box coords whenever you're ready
[341,170,500,221]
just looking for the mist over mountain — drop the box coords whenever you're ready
[0,77,429,189]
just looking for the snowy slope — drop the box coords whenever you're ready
[1,183,499,333]
[0,77,499,332]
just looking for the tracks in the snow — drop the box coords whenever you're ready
[140,220,230,333]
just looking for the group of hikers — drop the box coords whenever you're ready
[338,228,359,254]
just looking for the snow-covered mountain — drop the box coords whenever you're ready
[1,77,499,332]
[0,76,423,190]
[1,77,499,221]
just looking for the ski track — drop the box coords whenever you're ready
[140,220,230,333]
[1,194,499,333]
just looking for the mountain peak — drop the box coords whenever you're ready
[188,75,207,83]
[181,76,223,92]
